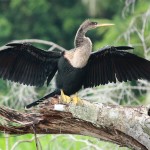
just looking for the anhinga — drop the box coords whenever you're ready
[0,19,150,108]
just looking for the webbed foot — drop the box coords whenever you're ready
[60,90,71,103]
[71,93,83,105]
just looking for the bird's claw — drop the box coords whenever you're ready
[71,94,83,105]
[60,90,83,105]
[60,90,71,104]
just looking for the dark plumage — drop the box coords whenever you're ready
[84,46,150,87]
[0,43,61,87]
[0,19,150,108]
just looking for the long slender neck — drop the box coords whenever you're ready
[74,26,87,48]
[65,25,92,68]
[64,23,92,68]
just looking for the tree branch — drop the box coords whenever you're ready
[0,39,66,51]
[0,98,150,150]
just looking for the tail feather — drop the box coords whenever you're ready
[25,89,60,109]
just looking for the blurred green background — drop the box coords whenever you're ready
[0,0,150,149]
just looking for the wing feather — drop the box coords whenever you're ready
[0,43,62,86]
[83,46,150,88]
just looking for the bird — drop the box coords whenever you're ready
[0,19,150,108]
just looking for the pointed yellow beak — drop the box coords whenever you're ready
[97,23,115,27]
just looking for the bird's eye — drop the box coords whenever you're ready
[91,22,97,25]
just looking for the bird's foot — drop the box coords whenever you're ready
[60,90,71,104]
[60,90,83,105]
[71,93,83,105]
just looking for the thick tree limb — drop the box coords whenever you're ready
[0,98,150,150]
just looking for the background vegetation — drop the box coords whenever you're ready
[0,0,150,149]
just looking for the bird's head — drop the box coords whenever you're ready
[80,19,114,33]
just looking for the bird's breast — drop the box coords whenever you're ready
[56,56,87,95]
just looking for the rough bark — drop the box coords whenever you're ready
[0,98,150,150]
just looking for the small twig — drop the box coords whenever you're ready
[5,133,9,150]
[0,39,66,52]
[10,135,44,150]
[11,39,67,51]
[32,125,39,150]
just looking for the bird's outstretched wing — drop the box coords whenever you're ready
[83,46,150,88]
[0,43,62,86]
